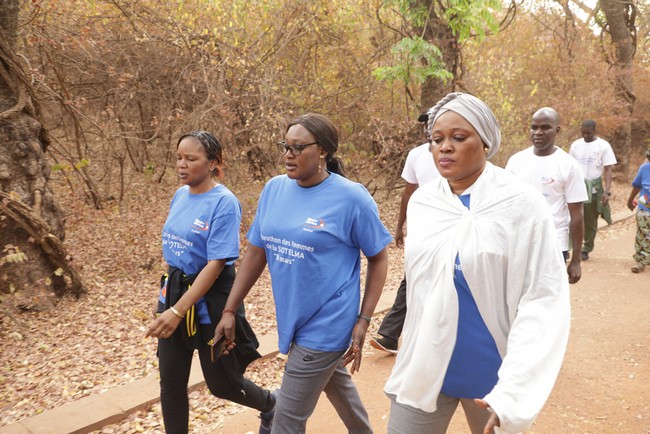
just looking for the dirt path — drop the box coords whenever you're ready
[213,215,649,434]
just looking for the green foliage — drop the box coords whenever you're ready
[444,0,501,41]
[374,0,502,95]
[373,36,453,85]
[391,0,429,27]
[388,0,501,41]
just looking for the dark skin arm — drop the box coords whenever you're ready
[601,165,613,205]
[566,202,584,284]
[146,259,226,339]
[627,187,641,211]
[394,183,418,248]
[213,245,268,354]
[342,247,389,374]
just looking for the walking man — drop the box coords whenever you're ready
[506,108,587,283]
[569,120,617,260]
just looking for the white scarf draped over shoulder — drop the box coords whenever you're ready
[384,163,571,434]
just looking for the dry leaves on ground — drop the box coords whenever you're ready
[0,171,631,432]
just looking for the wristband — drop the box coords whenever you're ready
[357,314,372,323]
[222,308,236,316]
[170,306,184,319]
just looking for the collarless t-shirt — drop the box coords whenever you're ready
[506,147,588,250]
[247,173,392,354]
[402,142,440,186]
[160,184,241,323]
[569,137,617,181]
[441,193,502,398]
[632,162,650,212]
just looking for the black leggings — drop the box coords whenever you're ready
[158,330,274,434]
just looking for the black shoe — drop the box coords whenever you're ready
[581,251,589,261]
[370,336,398,354]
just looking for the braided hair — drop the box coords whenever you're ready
[176,130,224,177]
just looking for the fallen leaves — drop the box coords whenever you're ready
[1,172,629,432]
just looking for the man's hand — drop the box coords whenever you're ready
[394,226,405,248]
[567,259,581,284]
[601,193,610,205]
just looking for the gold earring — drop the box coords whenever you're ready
[319,155,324,171]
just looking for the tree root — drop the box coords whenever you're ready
[0,191,86,297]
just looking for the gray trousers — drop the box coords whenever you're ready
[377,276,407,341]
[387,392,493,434]
[272,343,372,434]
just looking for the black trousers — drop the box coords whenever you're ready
[158,330,275,434]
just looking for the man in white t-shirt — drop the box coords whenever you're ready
[569,120,617,260]
[506,107,588,283]
[370,113,440,354]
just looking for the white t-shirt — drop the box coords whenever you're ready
[569,137,617,181]
[402,142,440,186]
[506,147,588,250]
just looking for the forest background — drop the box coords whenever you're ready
[1,0,649,432]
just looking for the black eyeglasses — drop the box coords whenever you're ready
[276,141,318,156]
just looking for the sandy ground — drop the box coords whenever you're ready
[212,215,650,434]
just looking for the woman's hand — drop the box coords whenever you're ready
[342,319,369,374]
[213,313,237,356]
[627,199,637,211]
[474,399,500,433]
[145,309,183,339]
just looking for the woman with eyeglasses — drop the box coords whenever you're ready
[145,131,275,434]
[214,113,392,433]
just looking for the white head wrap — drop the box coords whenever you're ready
[426,92,501,159]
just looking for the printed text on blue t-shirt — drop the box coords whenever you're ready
[261,234,315,265]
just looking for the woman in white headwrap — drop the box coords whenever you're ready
[384,93,571,434]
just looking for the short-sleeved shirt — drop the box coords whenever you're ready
[248,173,393,354]
[402,142,440,186]
[506,147,588,250]
[160,184,241,323]
[441,193,502,398]
[632,162,650,212]
[569,137,617,181]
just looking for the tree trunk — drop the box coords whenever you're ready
[0,0,85,302]
[419,0,459,110]
[600,0,636,178]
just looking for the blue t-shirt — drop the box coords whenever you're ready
[248,173,393,354]
[160,184,241,323]
[441,193,502,398]
[632,162,650,212]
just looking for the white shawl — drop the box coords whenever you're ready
[384,163,571,433]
